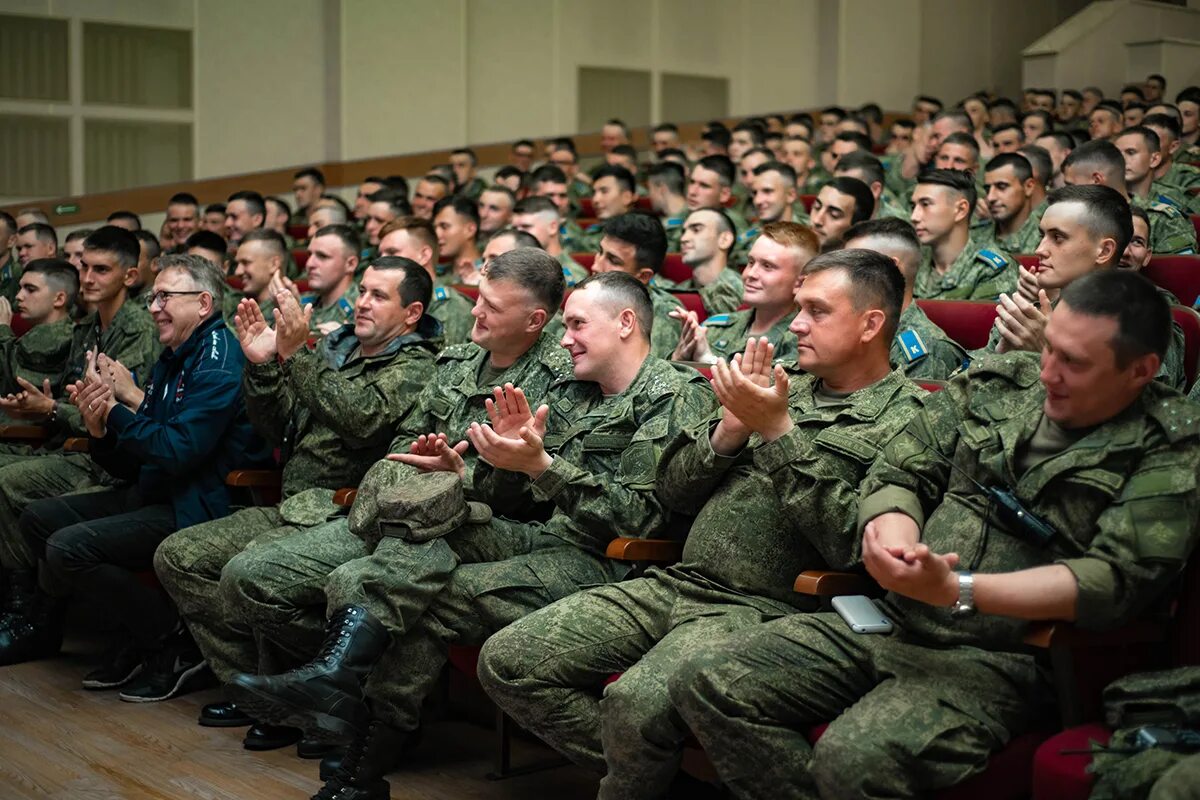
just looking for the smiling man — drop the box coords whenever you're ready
[301,224,360,335]
[670,208,745,315]
[673,269,1199,800]
[0,259,78,398]
[480,249,923,800]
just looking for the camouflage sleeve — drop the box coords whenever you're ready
[906,338,970,381]
[0,326,19,394]
[856,377,970,531]
[532,384,716,539]
[756,395,922,569]
[1155,321,1188,391]
[242,359,295,446]
[285,348,431,449]
[1151,212,1198,255]
[965,264,1018,302]
[655,411,743,513]
[1057,440,1200,630]
[650,303,684,360]
[698,278,743,316]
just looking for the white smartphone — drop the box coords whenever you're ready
[831,595,894,634]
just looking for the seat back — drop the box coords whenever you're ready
[1142,255,1200,306]
[578,198,595,218]
[1191,214,1200,242]
[798,194,817,213]
[452,284,479,302]
[1015,254,1039,271]
[915,299,998,350]
[286,224,308,240]
[292,249,310,270]
[570,253,595,272]
[660,253,691,284]
[670,292,706,323]
[1171,305,1200,391]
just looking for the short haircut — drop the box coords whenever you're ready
[485,247,565,315]
[858,103,883,124]
[702,127,732,150]
[646,162,686,195]
[733,122,765,145]
[1121,84,1146,101]
[988,97,1018,113]
[1118,125,1160,152]
[18,222,57,249]
[1176,87,1200,107]
[367,189,413,217]
[835,151,885,186]
[602,213,667,273]
[842,216,922,272]
[512,138,535,151]
[1038,131,1076,153]
[1131,204,1150,228]
[687,207,738,256]
[384,175,409,195]
[421,173,451,192]
[168,192,199,208]
[432,195,480,228]
[1046,184,1133,255]
[133,229,161,259]
[312,223,361,256]
[205,202,226,216]
[574,270,653,342]
[915,95,943,110]
[0,211,15,237]
[379,215,439,262]
[1148,74,1166,90]
[487,228,541,250]
[529,164,568,188]
[1062,139,1125,184]
[1063,89,1083,102]
[1093,101,1123,123]
[991,122,1024,141]
[494,166,525,186]
[604,118,631,138]
[833,131,873,153]
[16,207,49,224]
[23,258,79,307]
[940,131,980,157]
[753,161,797,186]
[916,168,977,217]
[481,185,518,206]
[1023,109,1055,131]
[107,210,141,229]
[610,143,638,162]
[240,228,288,258]
[801,248,905,342]
[513,195,559,219]
[592,164,636,194]
[760,220,820,264]
[821,106,848,121]
[227,190,266,219]
[312,199,349,224]
[931,109,972,131]
[451,147,478,167]
[294,167,326,185]
[156,252,226,310]
[653,123,679,135]
[1143,113,1182,141]
[892,119,916,131]
[266,195,292,219]
[695,154,735,187]
[657,147,687,162]
[185,230,227,255]
[82,225,140,269]
[1060,270,1169,367]
[64,228,93,244]
[825,176,876,223]
[985,152,1035,184]
[1018,145,1053,187]
[363,256,433,310]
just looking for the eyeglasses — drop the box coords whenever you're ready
[146,290,204,309]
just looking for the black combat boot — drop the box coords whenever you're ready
[0,573,64,666]
[318,724,420,780]
[312,719,406,800]
[233,605,389,739]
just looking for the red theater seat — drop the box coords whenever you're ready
[1142,255,1200,306]
[1171,305,1200,391]
[286,224,308,240]
[1015,254,1039,271]
[571,253,595,271]
[915,299,998,351]
[660,253,690,284]
[292,249,310,270]
[1191,214,1199,241]
[671,292,706,323]
[799,194,817,213]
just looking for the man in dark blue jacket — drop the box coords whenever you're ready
[0,254,268,703]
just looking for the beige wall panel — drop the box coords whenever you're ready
[838,0,920,110]
[733,0,820,115]
[466,0,556,143]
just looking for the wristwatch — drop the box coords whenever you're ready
[950,571,976,618]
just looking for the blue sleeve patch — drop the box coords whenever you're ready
[301,295,315,307]
[704,314,733,327]
[898,329,928,362]
[976,249,1008,271]
[1155,194,1182,210]
[740,228,759,243]
[562,266,576,287]
[337,297,354,316]
[434,286,448,301]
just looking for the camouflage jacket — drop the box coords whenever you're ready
[347,329,575,536]
[671,266,745,316]
[1133,194,1198,255]
[243,318,440,518]
[890,302,968,380]
[858,352,1200,650]
[657,368,924,608]
[480,356,716,558]
[0,317,74,396]
[976,199,1047,256]
[427,285,475,346]
[913,241,1019,301]
[648,285,684,360]
[304,284,359,332]
[55,300,162,438]
[703,308,798,364]
[555,252,589,288]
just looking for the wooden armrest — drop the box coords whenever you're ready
[793,570,872,597]
[0,424,49,441]
[1022,620,1169,649]
[605,537,683,563]
[62,437,89,453]
[225,469,284,488]
[333,488,358,507]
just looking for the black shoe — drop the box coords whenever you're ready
[232,606,389,739]
[243,723,303,751]
[312,719,405,800]
[0,581,63,667]
[318,724,419,780]
[119,640,211,703]
[81,642,143,690]
[199,701,254,728]
[298,739,340,761]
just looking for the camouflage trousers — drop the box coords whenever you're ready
[477,567,791,799]
[668,612,1053,800]
[221,514,619,732]
[153,506,305,683]
[0,450,109,571]
[1150,752,1200,800]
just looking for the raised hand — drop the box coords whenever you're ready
[994,289,1051,354]
[0,377,56,420]
[97,353,143,409]
[484,384,545,440]
[73,379,116,438]
[387,433,468,477]
[274,290,313,360]
[465,403,553,478]
[0,297,12,327]
[232,298,278,364]
[267,270,301,303]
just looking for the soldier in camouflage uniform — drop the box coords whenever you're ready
[375,216,476,346]
[671,270,1200,800]
[668,209,745,316]
[980,153,1049,255]
[478,250,924,799]
[912,169,1019,301]
[0,227,160,581]
[0,259,77,399]
[0,212,22,304]
[222,230,288,328]
[302,224,362,336]
[977,185,1188,391]
[673,221,818,367]
[731,162,810,268]
[153,259,439,734]
[843,219,968,381]
[229,268,715,800]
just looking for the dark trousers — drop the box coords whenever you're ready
[20,487,177,648]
